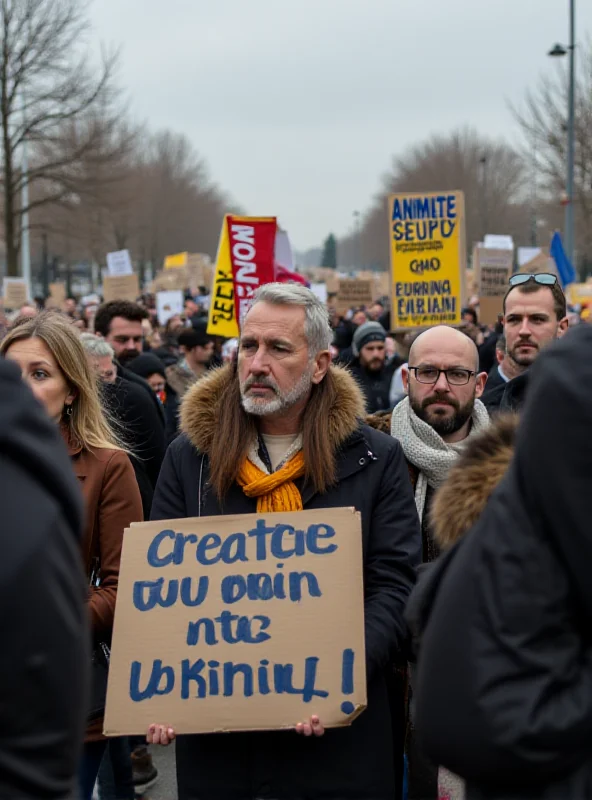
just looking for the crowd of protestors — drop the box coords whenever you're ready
[0,271,590,800]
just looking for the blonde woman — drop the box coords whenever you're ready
[1,312,143,799]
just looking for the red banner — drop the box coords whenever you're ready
[227,216,277,325]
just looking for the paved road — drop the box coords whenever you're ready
[146,744,177,800]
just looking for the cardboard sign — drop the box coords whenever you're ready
[388,191,466,328]
[3,278,28,309]
[46,282,67,310]
[474,246,513,325]
[156,290,184,326]
[107,249,133,277]
[104,508,366,736]
[103,274,140,303]
[335,279,373,312]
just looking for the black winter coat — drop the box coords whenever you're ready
[0,358,89,798]
[151,364,421,800]
[348,357,400,414]
[411,325,592,800]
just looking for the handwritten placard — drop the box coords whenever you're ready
[3,278,28,309]
[103,274,140,303]
[336,279,373,313]
[106,249,133,277]
[104,508,366,735]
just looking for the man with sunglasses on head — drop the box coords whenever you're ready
[482,273,569,414]
[389,325,489,800]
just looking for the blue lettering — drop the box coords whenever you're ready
[146,529,175,567]
[129,659,175,701]
[289,571,322,602]
[306,524,337,555]
[221,574,246,604]
[181,658,206,699]
[258,659,271,694]
[223,662,253,697]
[236,614,271,644]
[173,533,197,564]
[270,524,305,559]
[196,533,222,565]
[187,617,218,646]
[247,572,274,600]
[180,576,209,607]
[133,578,178,611]
[247,519,275,560]
[273,657,329,703]
[208,660,220,695]
[447,194,456,217]
[220,532,248,564]
[392,198,402,221]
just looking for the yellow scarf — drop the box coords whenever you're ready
[237,451,305,512]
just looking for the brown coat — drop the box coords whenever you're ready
[67,440,143,740]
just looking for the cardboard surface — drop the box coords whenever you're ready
[103,274,140,303]
[474,246,513,325]
[156,290,184,326]
[335,279,373,312]
[3,278,28,309]
[46,282,67,310]
[107,250,133,276]
[388,191,466,328]
[104,508,366,736]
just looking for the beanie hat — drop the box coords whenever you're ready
[352,321,386,356]
[126,353,166,381]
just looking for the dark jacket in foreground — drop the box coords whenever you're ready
[348,356,400,413]
[482,371,528,415]
[0,359,89,799]
[410,325,592,800]
[152,364,421,800]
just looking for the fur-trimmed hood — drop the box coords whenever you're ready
[180,363,367,455]
[430,414,519,550]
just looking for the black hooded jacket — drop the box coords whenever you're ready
[410,325,592,800]
[0,358,89,798]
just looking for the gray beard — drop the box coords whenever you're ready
[240,370,313,417]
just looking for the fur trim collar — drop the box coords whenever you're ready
[431,414,519,549]
[180,363,366,455]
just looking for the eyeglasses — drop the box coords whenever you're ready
[508,273,557,287]
[408,366,476,386]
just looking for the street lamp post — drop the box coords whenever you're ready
[549,0,576,266]
[353,210,361,269]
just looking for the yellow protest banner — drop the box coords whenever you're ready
[164,252,188,270]
[207,215,239,338]
[388,191,466,328]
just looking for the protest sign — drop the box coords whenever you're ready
[2,278,28,309]
[335,279,373,312]
[104,508,366,736]
[310,283,328,304]
[207,217,239,338]
[103,274,140,303]
[156,290,184,326]
[474,246,514,325]
[164,252,188,270]
[567,283,592,305]
[388,191,466,328]
[107,249,133,276]
[46,282,67,310]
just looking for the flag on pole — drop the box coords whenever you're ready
[550,231,576,287]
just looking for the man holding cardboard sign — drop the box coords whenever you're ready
[142,283,420,799]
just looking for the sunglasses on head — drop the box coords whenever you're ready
[509,273,557,287]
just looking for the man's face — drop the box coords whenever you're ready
[105,316,143,365]
[359,341,386,372]
[403,337,486,438]
[193,342,214,365]
[92,355,116,384]
[503,288,567,368]
[352,311,367,327]
[185,300,199,317]
[238,302,329,417]
[65,299,77,316]
[368,304,383,321]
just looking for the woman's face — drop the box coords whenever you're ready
[5,336,76,422]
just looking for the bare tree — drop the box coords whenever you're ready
[339,128,530,270]
[512,39,592,269]
[0,0,127,275]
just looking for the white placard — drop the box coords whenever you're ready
[156,289,184,326]
[106,249,133,276]
[311,283,328,304]
[483,235,514,252]
[517,247,542,267]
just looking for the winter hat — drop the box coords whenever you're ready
[126,353,166,381]
[352,321,386,356]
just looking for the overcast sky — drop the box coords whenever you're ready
[91,0,592,251]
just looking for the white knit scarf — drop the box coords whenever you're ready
[391,396,489,522]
